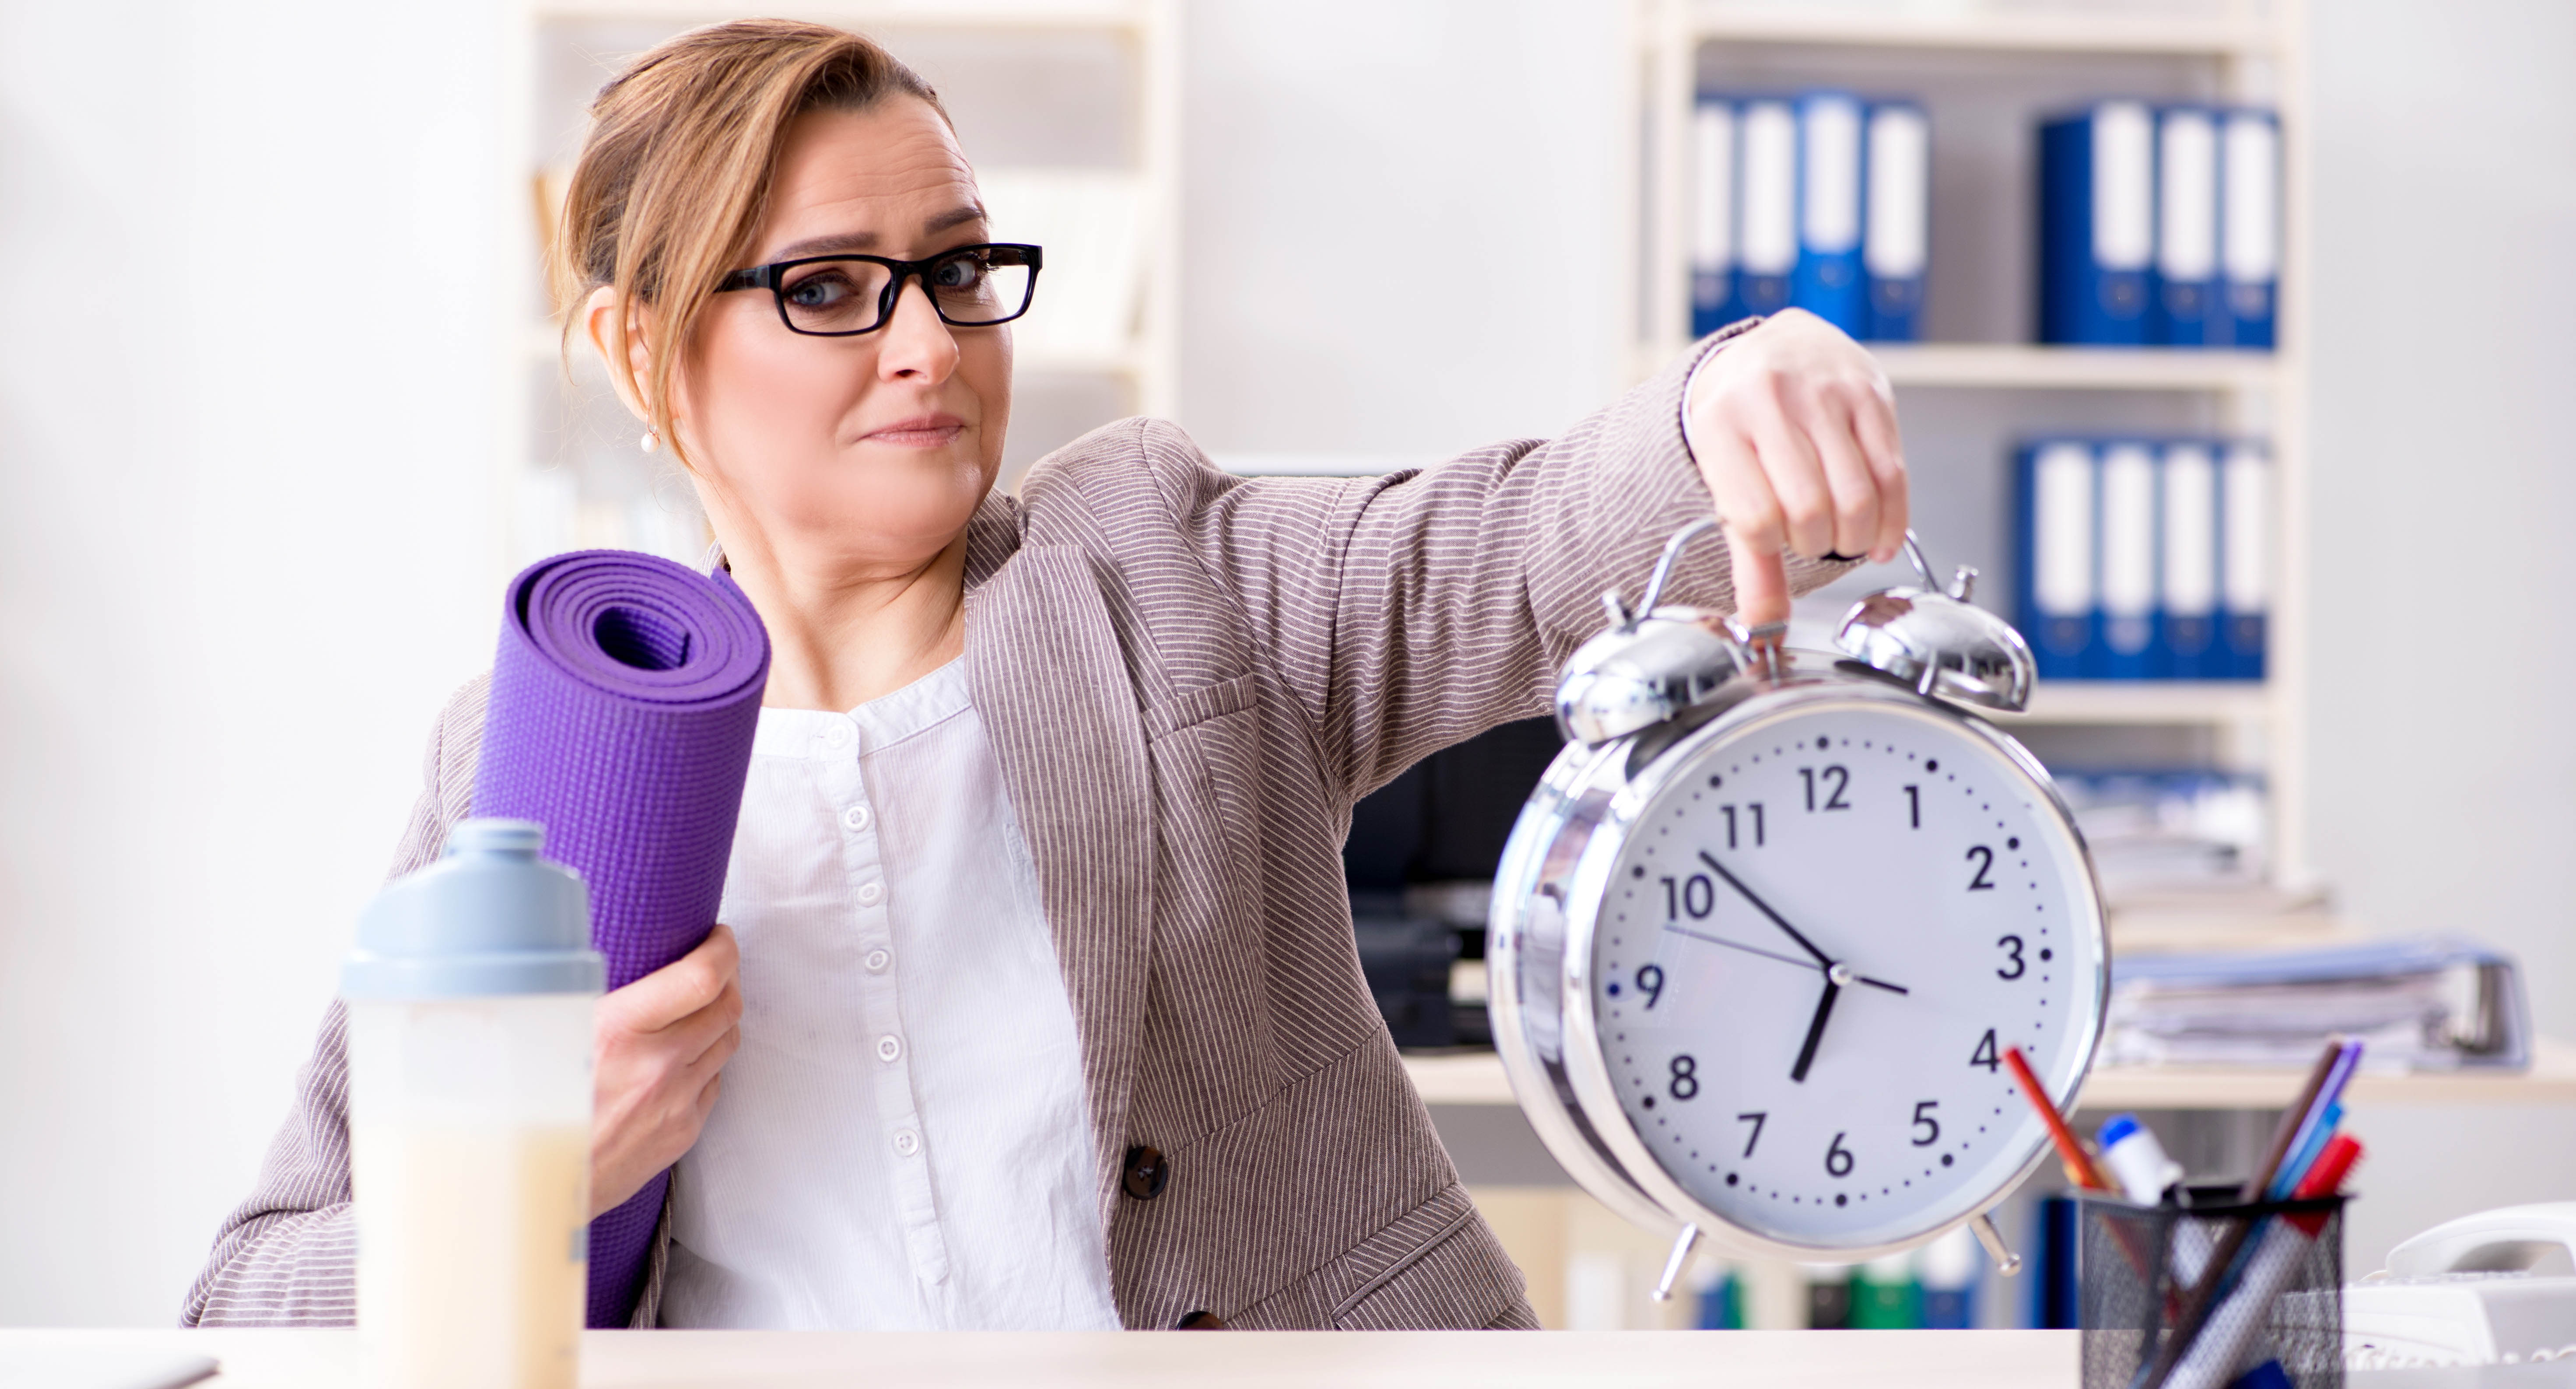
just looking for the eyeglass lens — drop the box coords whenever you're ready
[777,250,1033,334]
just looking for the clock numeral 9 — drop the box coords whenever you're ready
[1996,934,2026,980]
[1798,765,1851,813]
[1911,1100,1941,1147]
[1634,964,1665,1009]
[1965,845,1997,891]
[1658,875,1714,921]
[1668,1054,1699,1101]
[1824,1131,1854,1178]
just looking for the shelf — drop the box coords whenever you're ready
[531,0,1156,26]
[1685,4,2283,57]
[1870,344,2280,392]
[1405,1038,2576,1113]
[1998,681,2269,726]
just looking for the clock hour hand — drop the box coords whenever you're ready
[1697,851,1832,967]
[1791,977,1841,1084]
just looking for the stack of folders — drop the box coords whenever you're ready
[2105,938,2533,1072]
[2054,769,2266,894]
[1692,91,1929,342]
[2039,101,2281,348]
[2015,437,2270,680]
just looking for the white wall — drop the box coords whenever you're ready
[0,0,512,1324]
[2301,0,2576,1270]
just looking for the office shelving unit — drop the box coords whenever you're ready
[1620,0,2313,887]
[501,0,1180,573]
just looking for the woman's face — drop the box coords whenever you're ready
[674,97,1010,576]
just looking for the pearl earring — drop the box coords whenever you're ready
[640,427,659,454]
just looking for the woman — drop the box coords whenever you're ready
[188,20,1906,1331]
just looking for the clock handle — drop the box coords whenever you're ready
[1973,1212,2023,1277]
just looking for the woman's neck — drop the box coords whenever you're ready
[719,529,971,713]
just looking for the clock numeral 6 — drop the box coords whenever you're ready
[1824,1131,1854,1178]
[1911,1100,1941,1147]
[1668,1054,1700,1101]
[1996,934,2026,980]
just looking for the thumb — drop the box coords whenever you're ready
[1724,524,1792,628]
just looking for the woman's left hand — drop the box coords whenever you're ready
[1682,309,1909,628]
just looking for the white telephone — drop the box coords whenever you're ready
[2347,1204,2576,1369]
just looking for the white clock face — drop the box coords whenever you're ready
[1585,700,2101,1250]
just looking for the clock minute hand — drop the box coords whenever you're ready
[1696,851,1832,967]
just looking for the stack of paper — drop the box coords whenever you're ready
[2104,937,2530,1071]
[2057,769,2266,894]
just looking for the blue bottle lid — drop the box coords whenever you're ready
[341,819,604,1000]
[2097,1113,2141,1148]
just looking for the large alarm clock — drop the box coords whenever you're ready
[1486,521,2108,1284]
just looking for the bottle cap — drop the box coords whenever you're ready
[340,818,605,1000]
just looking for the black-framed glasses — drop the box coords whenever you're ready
[715,242,1042,337]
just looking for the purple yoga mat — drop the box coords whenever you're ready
[470,549,769,1328]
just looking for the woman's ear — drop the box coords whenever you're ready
[582,285,655,424]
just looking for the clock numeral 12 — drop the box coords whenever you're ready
[1799,765,1851,813]
[1721,803,1765,849]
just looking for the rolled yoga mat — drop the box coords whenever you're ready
[470,549,770,1328]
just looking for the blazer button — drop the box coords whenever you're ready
[1175,1310,1226,1329]
[1122,1144,1171,1200]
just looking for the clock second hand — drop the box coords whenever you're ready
[1691,851,1909,993]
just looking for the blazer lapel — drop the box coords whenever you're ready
[964,537,1155,1227]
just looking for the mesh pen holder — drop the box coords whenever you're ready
[2079,1187,2347,1389]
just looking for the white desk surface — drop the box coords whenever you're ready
[2,1327,2078,1388]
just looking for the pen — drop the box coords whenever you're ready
[2004,1045,2112,1191]
[2137,1039,2349,1389]
[2268,1040,2363,1200]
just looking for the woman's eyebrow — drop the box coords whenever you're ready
[768,205,987,261]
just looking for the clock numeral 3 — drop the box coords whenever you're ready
[1668,1054,1700,1101]
[1799,765,1851,813]
[1911,1100,1941,1147]
[1720,803,1766,849]
[1736,1111,1765,1157]
[1824,1131,1854,1178]
[1996,934,2026,980]
[1970,1029,2000,1072]
[1965,845,1997,891]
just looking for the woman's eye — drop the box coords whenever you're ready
[931,257,987,291]
[784,272,855,308]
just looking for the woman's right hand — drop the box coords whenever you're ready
[588,923,743,1219]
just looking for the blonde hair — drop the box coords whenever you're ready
[550,19,946,466]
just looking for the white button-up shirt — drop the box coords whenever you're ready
[659,656,1121,1330]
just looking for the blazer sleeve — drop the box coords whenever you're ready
[181,678,486,1326]
[1147,322,1852,801]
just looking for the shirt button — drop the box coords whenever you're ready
[865,949,891,973]
[857,881,884,907]
[1122,1145,1171,1201]
[876,1035,903,1063]
[822,723,853,748]
[842,804,872,831]
[893,1129,920,1157]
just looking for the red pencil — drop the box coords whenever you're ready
[2004,1045,2113,1192]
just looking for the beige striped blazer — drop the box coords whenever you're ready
[184,320,1844,1330]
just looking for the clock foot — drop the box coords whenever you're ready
[1972,1212,2022,1277]
[1651,1223,1701,1303]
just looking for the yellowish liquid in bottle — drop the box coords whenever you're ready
[355,1123,589,1389]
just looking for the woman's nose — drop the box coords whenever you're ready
[875,278,960,383]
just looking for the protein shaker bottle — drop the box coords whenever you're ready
[342,818,603,1389]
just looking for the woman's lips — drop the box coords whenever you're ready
[861,413,966,447]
